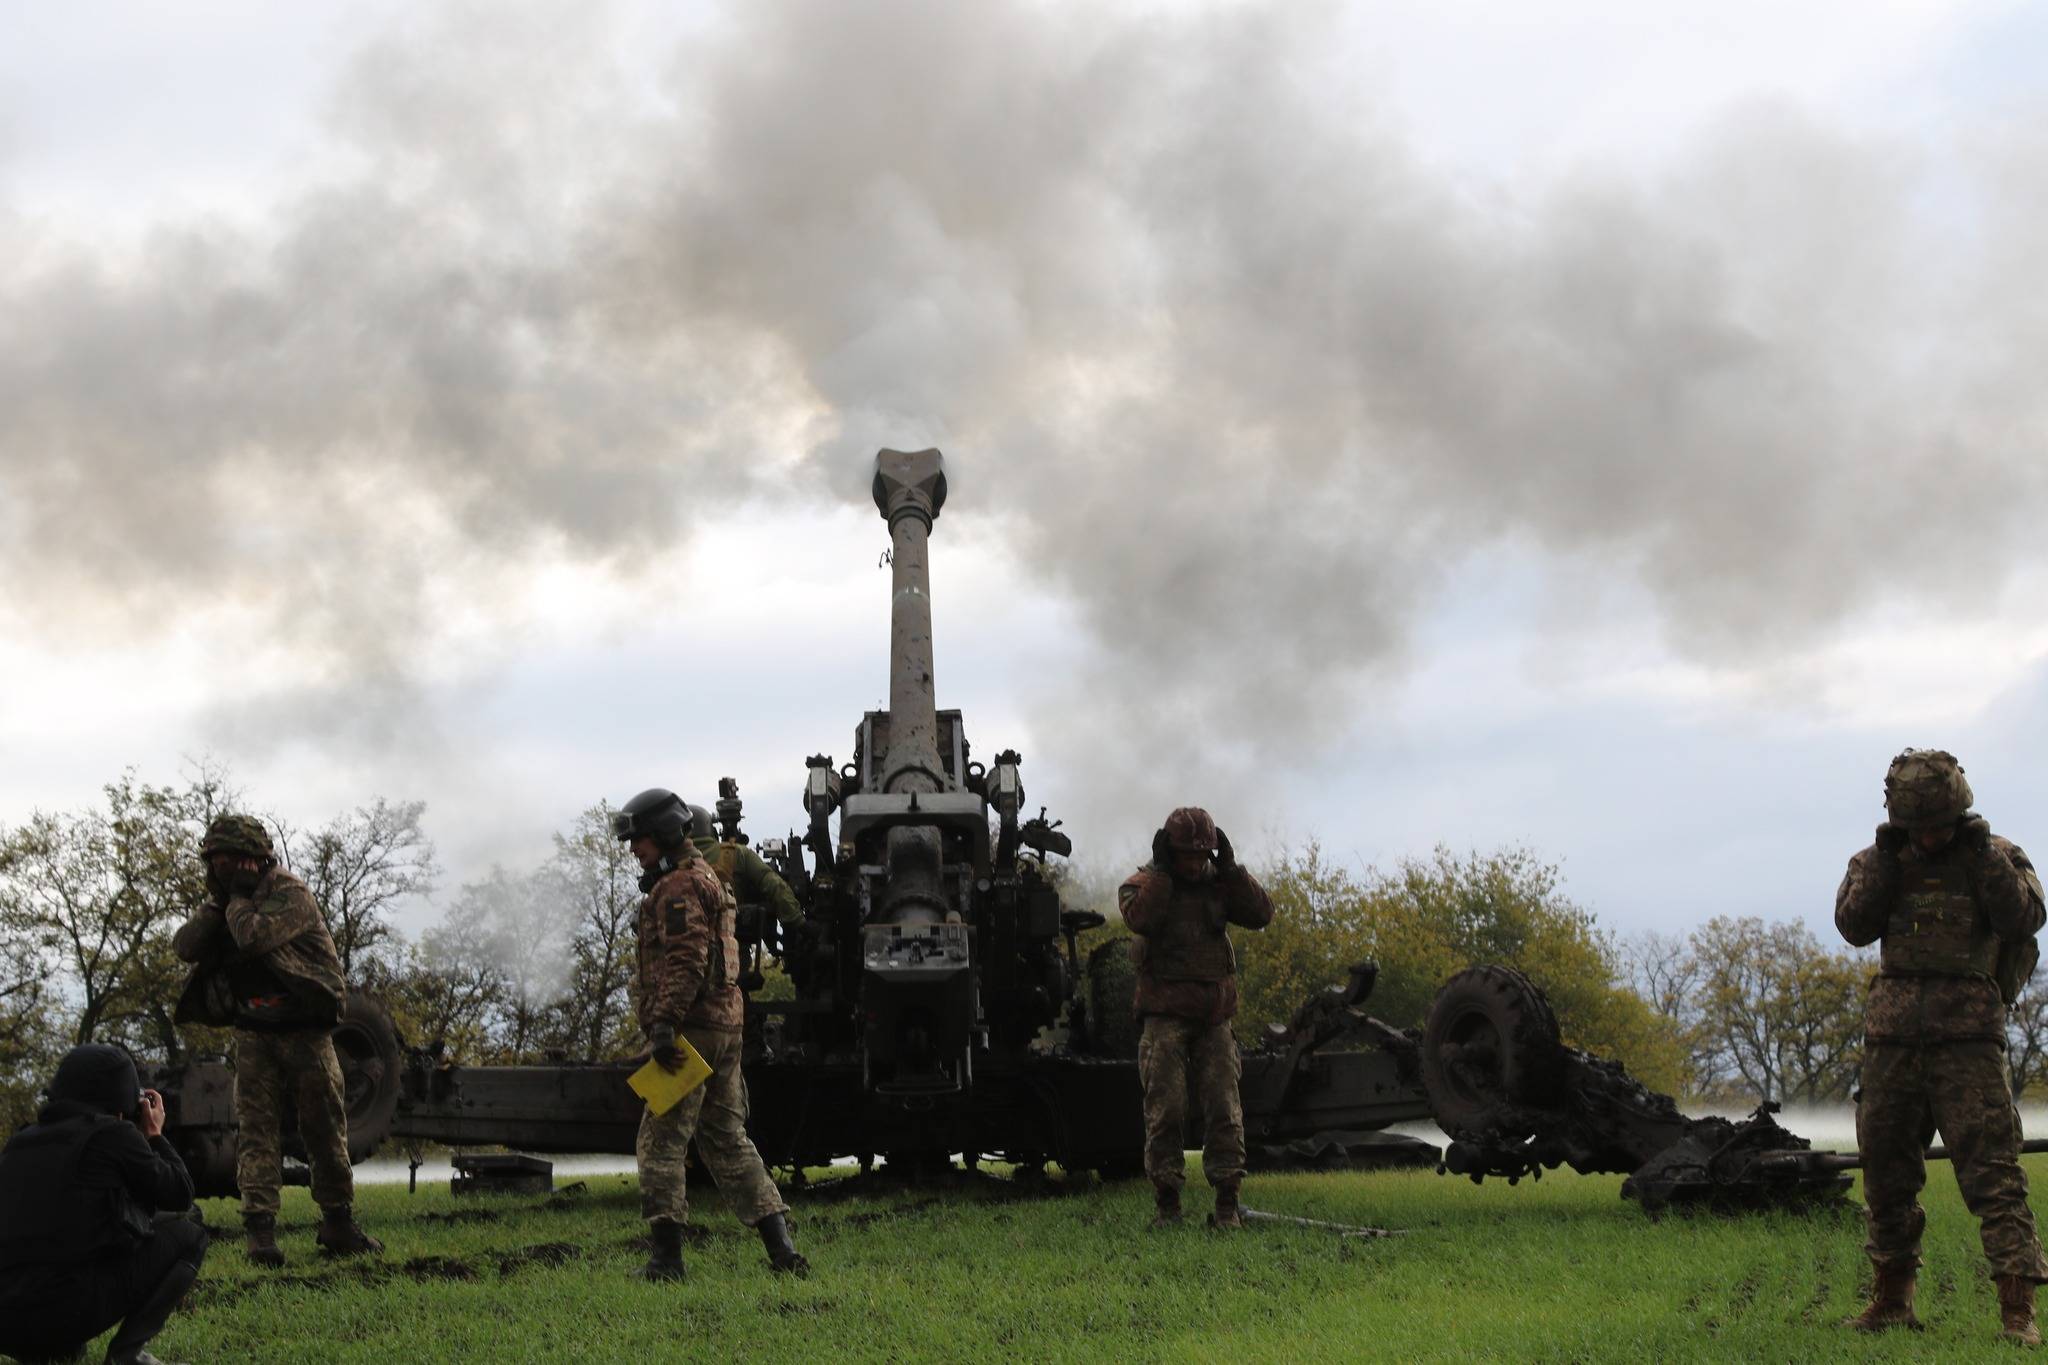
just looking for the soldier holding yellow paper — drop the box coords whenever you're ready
[614,787,806,1281]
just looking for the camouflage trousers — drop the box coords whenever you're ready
[1857,1040,2048,1281]
[636,1026,786,1228]
[234,1028,353,1218]
[1138,1014,1246,1190]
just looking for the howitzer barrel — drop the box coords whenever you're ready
[867,449,953,926]
[872,449,948,796]
[1758,1137,2048,1174]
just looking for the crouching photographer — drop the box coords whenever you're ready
[0,1045,207,1365]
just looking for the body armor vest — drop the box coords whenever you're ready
[1881,852,2000,981]
[1142,883,1235,982]
[710,879,740,992]
[707,842,740,887]
[0,1115,150,1269]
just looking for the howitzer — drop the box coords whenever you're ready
[147,449,1921,1222]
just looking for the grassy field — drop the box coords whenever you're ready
[110,1157,2048,1363]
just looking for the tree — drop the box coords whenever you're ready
[1237,842,1688,1094]
[0,896,61,1133]
[280,798,438,980]
[384,888,506,1063]
[1686,916,1868,1105]
[0,765,235,1060]
[551,802,641,1062]
[1621,929,1729,1097]
[2008,969,2048,1098]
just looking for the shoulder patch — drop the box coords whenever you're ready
[1118,882,1140,908]
[664,899,690,936]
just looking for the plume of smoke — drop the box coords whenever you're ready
[4,0,2046,811]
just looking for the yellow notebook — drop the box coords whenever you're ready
[627,1039,713,1116]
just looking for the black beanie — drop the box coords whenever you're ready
[48,1044,142,1117]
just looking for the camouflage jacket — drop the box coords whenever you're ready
[1118,862,1273,1024]
[635,851,743,1035]
[1836,832,2045,1044]
[172,868,344,1031]
[691,835,801,929]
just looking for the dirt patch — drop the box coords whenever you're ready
[187,1265,375,1309]
[419,1208,501,1225]
[402,1255,479,1282]
[497,1242,583,1277]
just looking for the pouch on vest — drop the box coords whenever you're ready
[1881,856,2000,982]
[1997,934,2040,1007]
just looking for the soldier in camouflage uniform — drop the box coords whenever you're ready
[1119,806,1273,1230]
[171,814,380,1266]
[1835,750,2047,1344]
[614,787,806,1281]
[670,799,805,1239]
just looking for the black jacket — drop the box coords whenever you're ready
[0,1102,194,1270]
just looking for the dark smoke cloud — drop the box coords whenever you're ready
[4,0,2045,797]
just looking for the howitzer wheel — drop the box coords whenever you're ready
[1420,966,1564,1135]
[309,992,402,1163]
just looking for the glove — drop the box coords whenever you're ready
[1214,827,1237,874]
[1959,815,1993,851]
[648,1023,682,1073]
[1874,823,1907,855]
[1151,827,1172,870]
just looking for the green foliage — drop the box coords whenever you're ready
[1237,842,1687,1093]
[0,764,238,1064]
[0,913,60,1133]
[127,1161,2045,1363]
[1680,917,1868,1106]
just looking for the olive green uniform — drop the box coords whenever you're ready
[690,834,801,931]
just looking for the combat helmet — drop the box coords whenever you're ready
[200,813,276,862]
[1883,749,1974,829]
[612,788,693,849]
[1162,806,1218,853]
[688,803,716,842]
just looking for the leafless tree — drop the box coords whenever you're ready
[280,798,438,979]
[2008,969,2048,1098]
[1621,929,1727,1095]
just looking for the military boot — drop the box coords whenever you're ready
[635,1218,686,1282]
[757,1212,809,1275]
[1842,1261,1920,1332]
[1208,1180,1244,1231]
[314,1205,383,1257]
[1150,1183,1182,1230]
[1998,1275,2042,1347]
[243,1213,285,1268]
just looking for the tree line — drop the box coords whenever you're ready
[0,766,644,1130]
[7,766,2048,1133]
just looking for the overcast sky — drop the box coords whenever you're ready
[4,0,2047,948]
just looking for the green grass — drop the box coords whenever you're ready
[110,1158,2048,1363]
